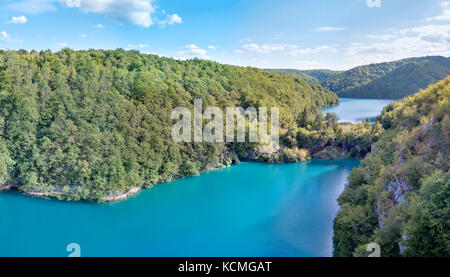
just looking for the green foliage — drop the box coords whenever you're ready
[404,170,450,257]
[266,69,341,85]
[0,49,339,200]
[333,77,450,257]
[333,204,378,257]
[325,112,339,126]
[0,139,13,184]
[371,216,403,257]
[323,56,450,99]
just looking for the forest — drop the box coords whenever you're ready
[333,77,450,257]
[266,69,341,85]
[271,56,450,99]
[0,49,357,201]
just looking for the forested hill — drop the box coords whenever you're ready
[324,56,450,99]
[333,76,450,257]
[0,49,338,201]
[270,56,450,99]
[266,69,341,85]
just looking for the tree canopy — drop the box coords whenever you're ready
[323,56,450,99]
[0,49,340,201]
[333,76,450,257]
[271,56,450,99]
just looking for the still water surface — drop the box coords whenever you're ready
[322,98,394,123]
[0,160,359,257]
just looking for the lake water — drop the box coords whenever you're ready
[322,98,394,123]
[0,160,359,257]
[1,97,392,257]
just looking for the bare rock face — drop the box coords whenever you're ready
[102,187,141,202]
[377,177,411,226]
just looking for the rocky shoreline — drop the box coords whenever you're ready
[0,183,20,191]
[102,187,142,202]
[0,139,369,204]
[0,183,142,203]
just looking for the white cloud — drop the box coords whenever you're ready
[157,13,182,27]
[176,44,209,59]
[9,0,180,28]
[65,0,81,8]
[62,0,156,27]
[7,0,58,15]
[289,45,337,56]
[208,45,217,49]
[234,49,244,54]
[185,44,199,49]
[315,27,345,32]
[317,45,337,52]
[339,5,450,68]
[288,60,321,70]
[95,24,105,29]
[366,0,381,8]
[0,31,10,41]
[8,16,28,24]
[167,14,182,24]
[0,31,23,43]
[425,2,450,21]
[241,43,292,54]
[128,43,149,49]
[365,34,395,40]
[78,33,87,38]
[237,42,337,56]
[401,24,450,41]
[427,10,450,21]
[56,42,67,48]
[289,48,317,56]
[343,24,450,68]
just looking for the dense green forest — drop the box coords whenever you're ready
[324,56,450,99]
[266,69,341,85]
[333,77,450,257]
[271,56,450,99]
[0,49,349,201]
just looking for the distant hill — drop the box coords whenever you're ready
[266,69,341,85]
[270,56,450,99]
[324,56,450,99]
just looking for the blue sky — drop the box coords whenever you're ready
[0,0,449,70]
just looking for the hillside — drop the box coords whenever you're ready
[266,69,341,85]
[271,56,450,99]
[324,56,450,99]
[0,49,340,201]
[333,77,450,257]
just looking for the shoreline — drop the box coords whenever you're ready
[0,163,234,203]
[0,156,361,204]
[0,183,20,191]
[0,120,371,204]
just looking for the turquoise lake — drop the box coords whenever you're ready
[0,98,394,257]
[322,98,394,123]
[0,160,359,257]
